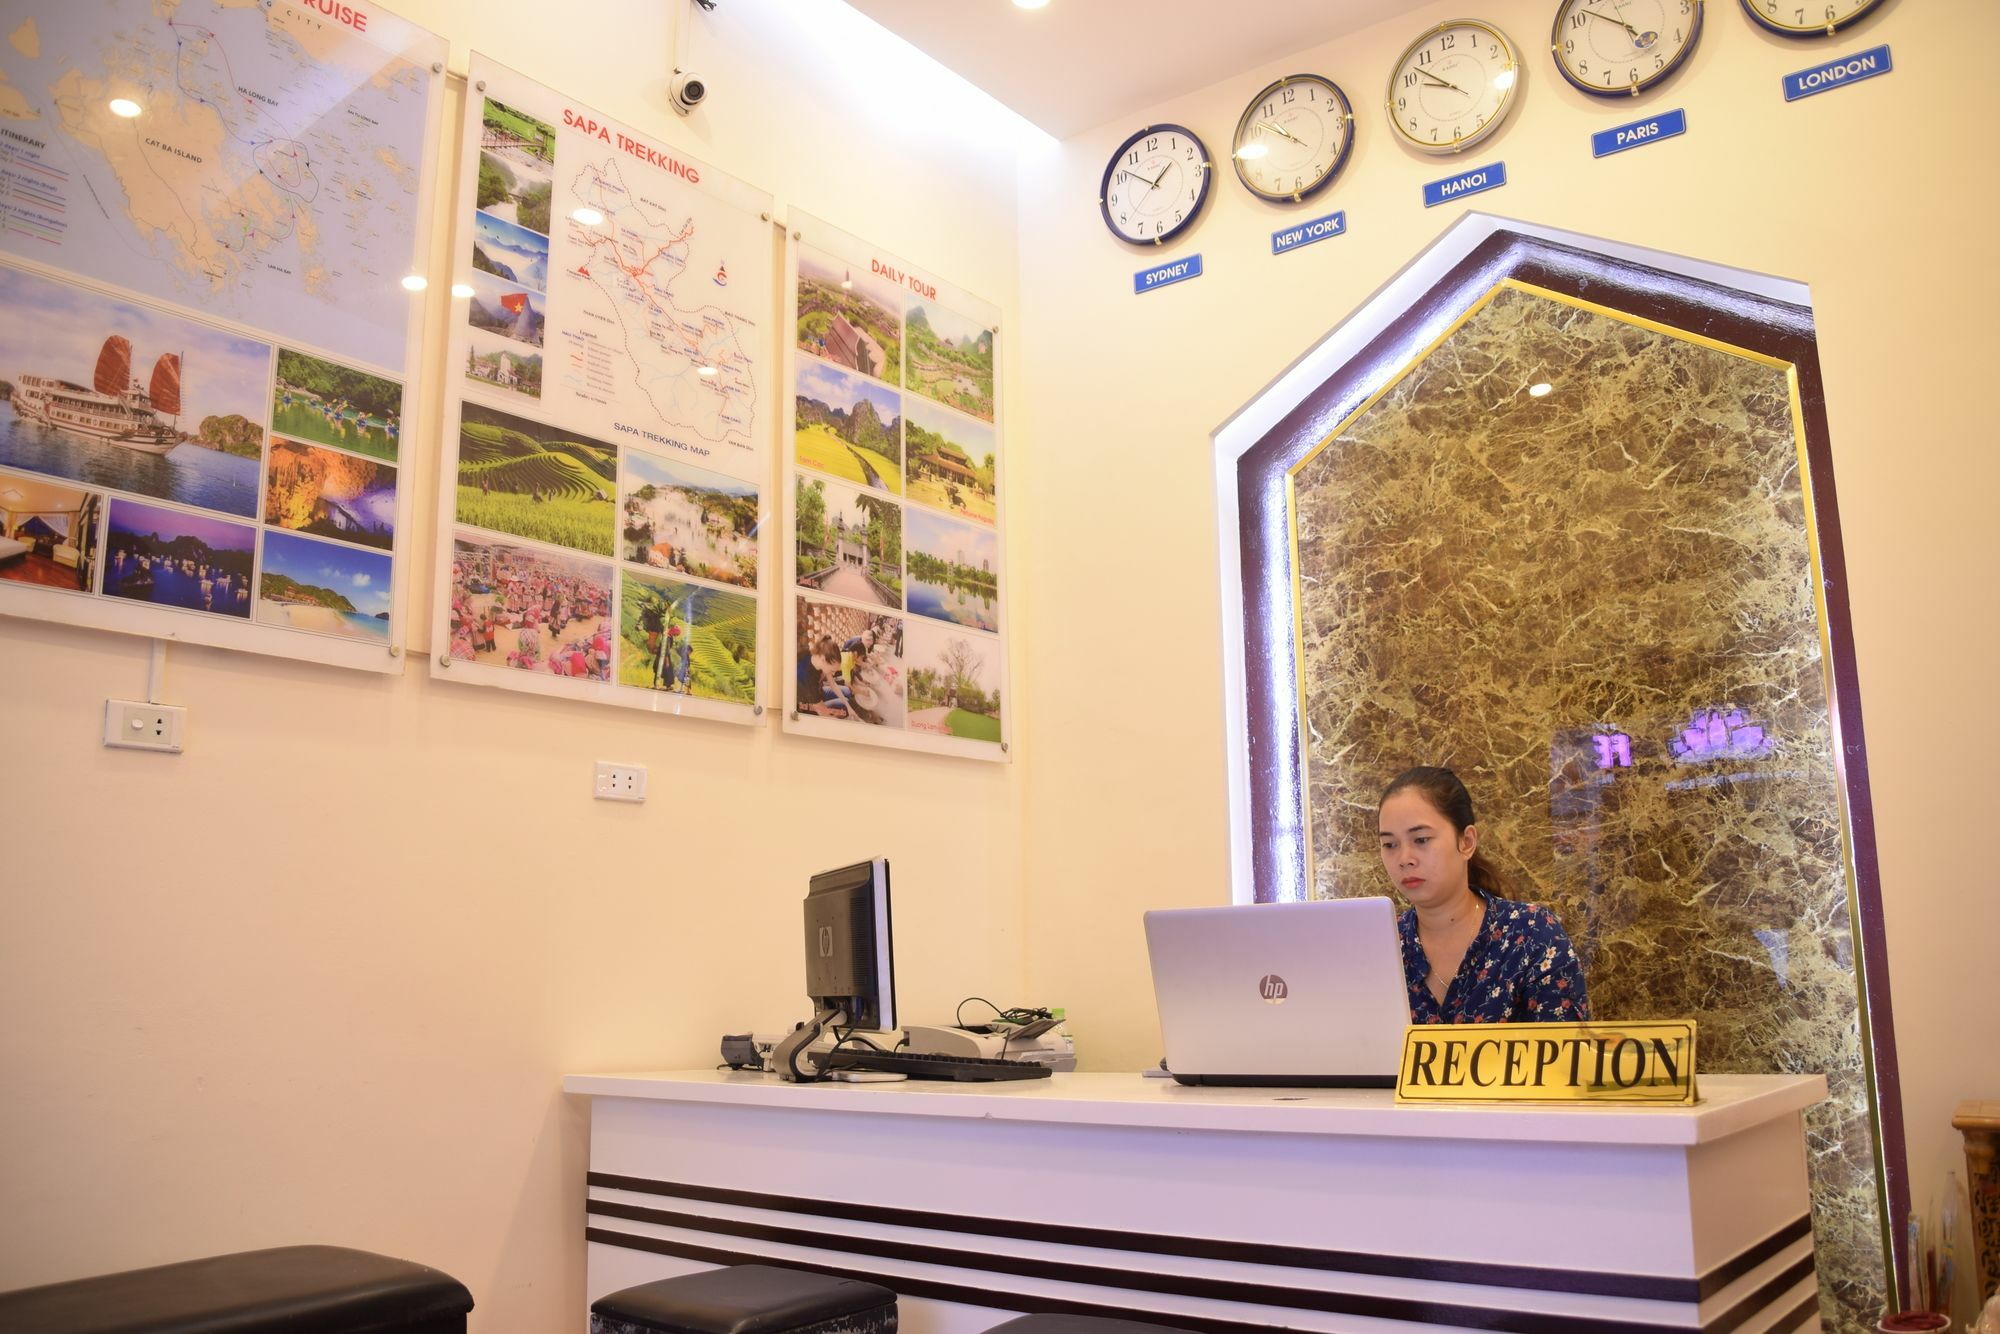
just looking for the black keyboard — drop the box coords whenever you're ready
[817,1047,1052,1082]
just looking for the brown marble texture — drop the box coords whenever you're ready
[1293,281,1884,1331]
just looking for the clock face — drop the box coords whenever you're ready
[1100,124,1211,245]
[1553,0,1703,96]
[1739,0,1887,37]
[1387,20,1523,154]
[1231,74,1356,203]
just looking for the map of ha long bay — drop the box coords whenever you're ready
[553,153,761,460]
[0,0,443,371]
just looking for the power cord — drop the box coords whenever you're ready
[955,998,1056,1061]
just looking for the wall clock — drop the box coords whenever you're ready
[1739,0,1888,37]
[1386,19,1523,154]
[1231,74,1356,204]
[1553,0,1703,96]
[1099,124,1212,245]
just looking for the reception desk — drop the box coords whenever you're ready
[562,1070,1826,1333]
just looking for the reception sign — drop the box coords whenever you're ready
[1396,1020,1698,1105]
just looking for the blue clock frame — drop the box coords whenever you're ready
[1099,123,1213,247]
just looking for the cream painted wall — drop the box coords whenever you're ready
[1013,0,1997,1307]
[0,2,1031,1330]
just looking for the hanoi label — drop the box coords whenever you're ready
[1423,162,1506,209]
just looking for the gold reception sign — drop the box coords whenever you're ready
[1395,1020,1698,1105]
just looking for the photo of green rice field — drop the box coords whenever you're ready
[456,402,617,556]
[617,569,757,705]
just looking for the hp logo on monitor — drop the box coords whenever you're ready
[817,926,834,958]
[1259,974,1289,1003]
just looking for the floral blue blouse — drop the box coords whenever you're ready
[1399,892,1591,1024]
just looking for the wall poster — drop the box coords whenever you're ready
[783,213,1008,761]
[431,54,773,721]
[0,0,446,672]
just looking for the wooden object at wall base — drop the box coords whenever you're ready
[1956,1100,2000,1302]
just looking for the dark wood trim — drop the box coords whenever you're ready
[588,1173,1808,1305]
[584,1225,1812,1334]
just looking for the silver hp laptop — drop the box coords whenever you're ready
[1144,898,1410,1087]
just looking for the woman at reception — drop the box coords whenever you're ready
[1378,766,1590,1024]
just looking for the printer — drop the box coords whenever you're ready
[903,1018,1077,1071]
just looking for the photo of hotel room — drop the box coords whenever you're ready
[0,472,100,593]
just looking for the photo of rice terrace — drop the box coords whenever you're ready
[456,402,616,556]
[903,303,994,422]
[796,246,901,385]
[618,569,757,705]
[795,360,901,496]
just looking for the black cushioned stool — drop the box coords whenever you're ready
[591,1264,898,1334]
[986,1316,1188,1334]
[0,1244,474,1333]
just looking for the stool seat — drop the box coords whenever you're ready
[987,1317,1188,1334]
[591,1265,897,1334]
[0,1244,474,1333]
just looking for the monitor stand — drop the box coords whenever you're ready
[774,1006,846,1082]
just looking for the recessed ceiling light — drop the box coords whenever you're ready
[108,98,142,118]
[401,275,428,292]
[450,283,474,298]
[571,207,605,225]
[1013,0,1050,9]
[1528,382,1553,398]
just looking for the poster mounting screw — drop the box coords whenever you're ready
[792,230,801,240]
[475,80,487,92]
[388,645,401,658]
[1001,741,1010,753]
[753,704,764,717]
[760,212,770,222]
[438,654,451,668]
[431,62,443,74]
[789,710,800,721]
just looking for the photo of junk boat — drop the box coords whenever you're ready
[11,336,183,454]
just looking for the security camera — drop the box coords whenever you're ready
[670,70,707,115]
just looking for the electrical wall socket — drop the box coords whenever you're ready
[594,761,646,802]
[104,699,186,753]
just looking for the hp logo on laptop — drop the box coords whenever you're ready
[1258,974,1289,1004]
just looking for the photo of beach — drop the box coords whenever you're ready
[102,498,254,618]
[465,327,544,400]
[0,264,271,519]
[904,617,1002,743]
[619,450,759,587]
[456,401,616,556]
[0,473,101,594]
[905,507,999,633]
[903,301,995,422]
[257,529,392,640]
[795,474,901,608]
[617,569,757,703]
[904,397,997,527]
[797,245,902,385]
[795,359,902,495]
[472,211,550,293]
[270,348,403,463]
[264,440,397,552]
[796,595,906,728]
[447,533,613,678]
[465,269,546,350]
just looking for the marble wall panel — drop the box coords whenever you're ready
[1292,281,1883,1330]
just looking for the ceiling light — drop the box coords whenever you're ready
[401,275,428,292]
[572,207,605,225]
[1235,143,1269,161]
[108,98,142,118]
[1013,0,1051,8]
[1528,382,1553,398]
[450,283,474,298]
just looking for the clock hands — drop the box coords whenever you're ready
[1254,118,1308,147]
[1413,67,1471,96]
[1578,6,1660,45]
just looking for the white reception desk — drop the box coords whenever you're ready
[562,1070,1826,1333]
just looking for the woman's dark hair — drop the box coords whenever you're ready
[1379,766,1507,897]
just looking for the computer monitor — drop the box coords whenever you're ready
[774,858,894,1081]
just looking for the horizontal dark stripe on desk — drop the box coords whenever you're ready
[584,1228,1815,1334]
[588,1172,1810,1303]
